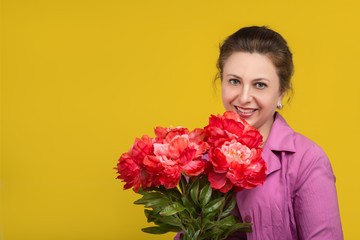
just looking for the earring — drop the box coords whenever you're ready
[277,103,283,110]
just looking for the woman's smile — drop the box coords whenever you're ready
[234,106,258,118]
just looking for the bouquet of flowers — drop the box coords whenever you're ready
[114,111,267,240]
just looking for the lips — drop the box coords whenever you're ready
[234,106,257,118]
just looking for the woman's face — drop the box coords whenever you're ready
[221,52,284,140]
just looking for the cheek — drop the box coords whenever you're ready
[258,94,280,110]
[221,87,233,106]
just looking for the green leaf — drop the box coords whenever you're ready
[167,189,182,201]
[151,207,162,215]
[142,226,168,234]
[179,208,191,219]
[133,187,145,195]
[159,202,185,216]
[184,224,195,238]
[181,196,197,216]
[193,229,201,239]
[190,177,200,206]
[220,195,236,218]
[184,230,191,240]
[218,215,237,228]
[156,186,182,201]
[145,209,182,227]
[200,217,213,229]
[223,222,253,238]
[141,224,182,234]
[203,197,225,216]
[144,197,170,208]
[133,191,165,205]
[201,227,224,239]
[144,209,151,218]
[188,216,202,231]
[199,182,212,207]
[158,215,182,227]
[145,209,160,224]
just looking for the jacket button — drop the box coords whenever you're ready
[244,215,252,223]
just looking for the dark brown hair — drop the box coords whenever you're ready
[216,26,294,94]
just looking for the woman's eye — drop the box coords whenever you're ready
[255,82,267,89]
[229,79,240,85]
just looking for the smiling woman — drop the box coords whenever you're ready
[175,26,343,240]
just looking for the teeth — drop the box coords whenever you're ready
[236,107,256,114]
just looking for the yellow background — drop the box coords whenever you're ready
[1,0,359,239]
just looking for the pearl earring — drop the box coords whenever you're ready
[277,103,283,110]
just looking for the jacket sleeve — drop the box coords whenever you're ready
[173,232,181,240]
[293,144,343,239]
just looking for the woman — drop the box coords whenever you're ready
[176,26,343,239]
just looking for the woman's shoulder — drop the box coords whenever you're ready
[284,127,335,183]
[292,131,327,157]
[270,113,332,173]
[272,113,327,157]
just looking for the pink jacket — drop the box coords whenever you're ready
[174,113,343,239]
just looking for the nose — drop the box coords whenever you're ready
[238,84,253,105]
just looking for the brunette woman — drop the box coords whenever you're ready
[175,26,343,240]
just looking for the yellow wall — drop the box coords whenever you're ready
[1,0,359,239]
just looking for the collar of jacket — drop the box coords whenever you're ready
[262,112,296,175]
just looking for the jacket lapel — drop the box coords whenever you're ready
[262,113,296,175]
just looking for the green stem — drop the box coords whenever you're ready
[180,176,186,195]
[175,213,186,232]
[216,191,230,222]
[185,176,197,196]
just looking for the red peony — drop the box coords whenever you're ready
[205,111,267,193]
[114,135,161,192]
[205,111,263,149]
[115,127,210,191]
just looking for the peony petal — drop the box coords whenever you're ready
[165,128,189,143]
[182,159,206,176]
[208,114,224,128]
[205,126,227,142]
[153,143,170,157]
[209,147,229,172]
[188,128,206,143]
[131,135,154,160]
[168,136,189,159]
[223,119,244,137]
[133,168,149,192]
[239,130,263,148]
[154,126,168,139]
[228,155,267,190]
[219,179,234,193]
[143,155,164,173]
[223,111,242,122]
[195,141,209,157]
[159,166,181,189]
[179,148,197,166]
[226,168,245,186]
[208,171,228,190]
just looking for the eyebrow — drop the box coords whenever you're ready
[226,74,270,82]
